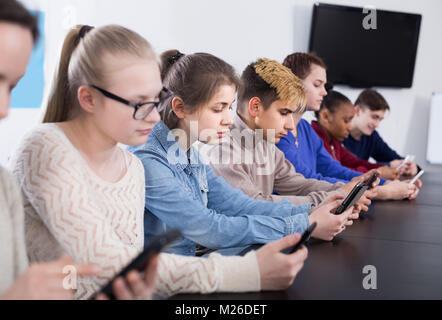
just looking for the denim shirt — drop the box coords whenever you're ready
[128,121,311,256]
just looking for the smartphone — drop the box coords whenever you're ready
[409,170,424,184]
[288,222,317,254]
[332,182,368,215]
[366,173,378,189]
[90,229,182,300]
[397,155,415,169]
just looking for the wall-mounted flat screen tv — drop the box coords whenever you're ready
[308,3,422,88]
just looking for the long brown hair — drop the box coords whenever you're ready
[159,50,240,129]
[43,25,156,123]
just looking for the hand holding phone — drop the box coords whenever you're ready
[332,182,368,215]
[91,229,181,300]
[288,222,317,253]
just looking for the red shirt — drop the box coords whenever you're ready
[311,121,384,173]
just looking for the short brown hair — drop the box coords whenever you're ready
[355,89,390,112]
[0,0,39,43]
[282,52,326,80]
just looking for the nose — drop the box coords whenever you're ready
[222,108,234,126]
[144,107,161,124]
[285,114,295,131]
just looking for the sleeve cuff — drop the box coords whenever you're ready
[284,212,309,235]
[291,203,312,216]
[211,251,261,293]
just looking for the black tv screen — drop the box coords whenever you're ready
[308,3,422,88]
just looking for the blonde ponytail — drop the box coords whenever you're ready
[43,26,82,123]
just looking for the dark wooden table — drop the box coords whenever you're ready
[173,172,442,300]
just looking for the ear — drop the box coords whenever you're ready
[322,108,333,123]
[77,86,95,114]
[248,97,262,118]
[354,104,361,116]
[171,96,186,119]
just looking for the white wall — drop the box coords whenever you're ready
[2,0,442,172]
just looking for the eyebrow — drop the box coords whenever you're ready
[214,99,236,106]
[134,88,163,101]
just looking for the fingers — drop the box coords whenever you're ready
[341,206,353,221]
[126,271,148,299]
[112,277,132,300]
[413,179,423,188]
[359,170,374,182]
[95,293,109,300]
[365,188,377,199]
[326,193,345,203]
[344,219,353,226]
[144,255,159,288]
[371,177,381,189]
[407,184,419,200]
[288,246,308,263]
[356,195,370,212]
[349,210,359,220]
[327,199,342,211]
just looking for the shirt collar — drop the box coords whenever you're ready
[151,121,202,171]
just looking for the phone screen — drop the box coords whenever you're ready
[333,183,368,215]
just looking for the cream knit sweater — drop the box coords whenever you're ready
[10,124,260,299]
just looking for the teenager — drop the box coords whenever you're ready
[313,90,421,200]
[130,51,353,258]
[206,57,373,214]
[277,52,397,182]
[10,24,311,299]
[0,0,100,300]
[343,89,419,176]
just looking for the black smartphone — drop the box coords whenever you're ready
[332,182,368,215]
[90,229,181,300]
[366,173,378,189]
[288,222,317,254]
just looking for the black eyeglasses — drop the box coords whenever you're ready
[90,85,173,120]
